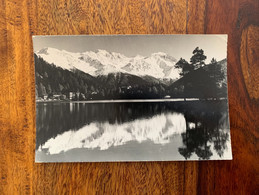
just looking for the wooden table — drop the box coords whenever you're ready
[0,0,258,194]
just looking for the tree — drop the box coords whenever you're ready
[209,58,224,87]
[175,58,194,76]
[46,84,52,94]
[190,47,207,69]
[207,58,225,98]
[44,72,48,78]
[208,58,217,79]
[58,84,64,92]
[38,82,47,97]
[175,58,194,99]
[152,86,158,94]
[90,85,95,92]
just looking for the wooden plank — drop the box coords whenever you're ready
[186,0,206,34]
[0,0,9,193]
[0,0,35,194]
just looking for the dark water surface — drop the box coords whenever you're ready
[35,100,232,162]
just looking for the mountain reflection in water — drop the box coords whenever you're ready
[36,101,232,161]
[39,112,186,154]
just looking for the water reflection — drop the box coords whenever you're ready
[36,101,231,161]
[179,111,230,160]
[39,112,186,154]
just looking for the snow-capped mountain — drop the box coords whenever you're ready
[35,47,180,80]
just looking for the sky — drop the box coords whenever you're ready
[33,35,227,63]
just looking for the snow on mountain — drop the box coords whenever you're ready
[79,49,131,75]
[38,112,186,154]
[124,52,180,79]
[36,47,97,74]
[35,47,180,80]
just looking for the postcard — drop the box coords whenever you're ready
[33,35,232,162]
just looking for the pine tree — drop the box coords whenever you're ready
[38,82,47,97]
[190,47,207,69]
[207,58,225,98]
[208,58,224,85]
[175,58,194,76]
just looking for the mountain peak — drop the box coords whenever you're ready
[37,47,63,55]
[152,52,168,56]
[151,52,177,63]
[134,54,145,59]
[37,47,50,55]
[96,49,109,54]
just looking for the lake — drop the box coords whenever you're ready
[35,100,232,162]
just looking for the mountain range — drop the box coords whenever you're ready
[36,47,180,80]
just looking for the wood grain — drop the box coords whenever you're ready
[240,25,259,99]
[0,0,258,194]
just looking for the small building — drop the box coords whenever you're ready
[53,95,60,99]
[68,92,75,100]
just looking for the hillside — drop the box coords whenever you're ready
[169,59,228,98]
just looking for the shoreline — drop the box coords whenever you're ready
[36,98,227,103]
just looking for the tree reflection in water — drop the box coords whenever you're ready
[178,104,229,160]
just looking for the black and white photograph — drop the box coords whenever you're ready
[33,35,232,162]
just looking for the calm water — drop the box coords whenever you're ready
[35,100,232,162]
